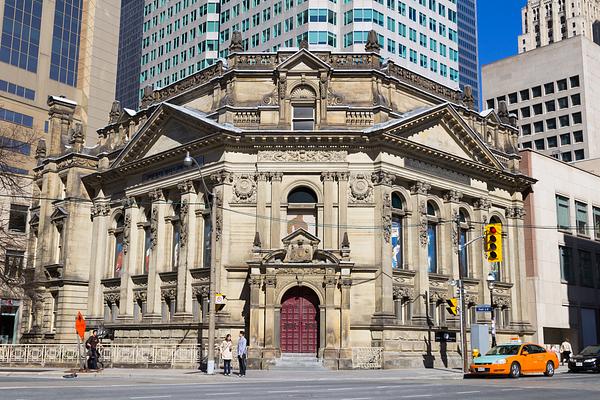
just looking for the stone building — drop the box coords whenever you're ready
[21,37,535,369]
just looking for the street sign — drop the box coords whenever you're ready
[435,331,457,343]
[475,305,493,313]
[215,293,226,304]
[75,311,86,340]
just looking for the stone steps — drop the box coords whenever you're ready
[272,353,326,370]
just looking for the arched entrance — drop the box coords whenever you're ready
[280,286,320,354]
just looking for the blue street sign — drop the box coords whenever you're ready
[475,305,493,312]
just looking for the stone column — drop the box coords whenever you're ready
[507,206,530,329]
[256,173,270,249]
[337,172,349,248]
[474,199,492,304]
[47,96,76,157]
[87,202,110,323]
[119,196,139,320]
[145,188,167,320]
[410,181,431,323]
[323,275,339,359]
[175,180,197,318]
[263,275,277,361]
[371,171,395,323]
[270,173,283,249]
[248,275,262,350]
[321,172,336,249]
[443,190,463,277]
[339,277,353,369]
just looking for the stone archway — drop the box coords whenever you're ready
[280,286,320,354]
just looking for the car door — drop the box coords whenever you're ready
[532,345,551,372]
[520,345,537,372]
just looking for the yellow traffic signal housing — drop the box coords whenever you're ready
[485,223,503,263]
[446,298,458,316]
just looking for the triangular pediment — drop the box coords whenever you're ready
[282,228,320,245]
[277,49,331,73]
[112,103,240,167]
[374,104,504,170]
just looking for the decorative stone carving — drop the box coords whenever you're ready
[283,229,320,263]
[430,291,447,303]
[109,100,122,124]
[192,285,209,297]
[493,296,511,308]
[177,180,195,194]
[299,39,309,50]
[506,206,526,219]
[382,193,392,243]
[148,188,165,202]
[277,267,326,275]
[258,150,346,162]
[229,31,243,53]
[444,190,463,203]
[232,174,257,203]
[214,191,223,241]
[104,292,120,303]
[410,181,431,195]
[122,196,137,209]
[140,85,155,108]
[91,203,110,218]
[349,173,373,203]
[150,207,158,249]
[474,198,492,210]
[464,293,479,306]
[290,85,316,99]
[461,85,475,110]
[270,171,283,182]
[324,276,337,288]
[35,139,46,160]
[319,74,328,100]
[336,172,349,181]
[278,74,287,101]
[418,200,428,247]
[371,171,395,186]
[133,290,147,302]
[365,30,381,53]
[264,276,277,287]
[327,85,344,106]
[161,287,177,300]
[248,276,262,288]
[123,214,131,254]
[180,199,189,247]
[393,286,415,299]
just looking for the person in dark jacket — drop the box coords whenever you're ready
[85,330,100,370]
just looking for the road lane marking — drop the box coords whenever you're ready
[129,396,171,399]
[340,398,371,400]
[267,390,301,393]
[501,388,523,391]
[327,387,354,391]
[456,391,481,394]
[401,395,432,398]
[205,393,240,396]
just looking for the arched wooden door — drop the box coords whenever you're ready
[280,286,319,354]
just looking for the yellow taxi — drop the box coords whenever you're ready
[469,342,559,378]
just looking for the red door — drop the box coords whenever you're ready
[280,287,319,354]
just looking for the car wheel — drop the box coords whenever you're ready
[544,361,555,377]
[509,362,521,378]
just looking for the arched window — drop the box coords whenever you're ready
[458,209,470,277]
[171,204,181,271]
[113,214,125,278]
[426,201,439,273]
[287,186,318,236]
[290,85,316,131]
[391,193,405,269]
[489,216,503,281]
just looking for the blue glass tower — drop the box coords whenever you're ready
[457,0,479,108]
[116,0,144,110]
[49,0,83,87]
[0,0,43,72]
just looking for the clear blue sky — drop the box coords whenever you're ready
[477,0,527,67]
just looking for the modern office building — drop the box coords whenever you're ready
[140,0,462,98]
[0,0,121,153]
[457,0,479,107]
[482,35,600,162]
[521,149,600,352]
[519,0,600,53]
[116,0,145,111]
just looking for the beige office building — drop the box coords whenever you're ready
[521,150,600,352]
[0,0,121,159]
[519,0,600,53]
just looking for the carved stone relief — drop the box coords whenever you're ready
[231,174,257,203]
[258,150,346,162]
[348,173,373,203]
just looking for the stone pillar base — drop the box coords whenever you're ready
[172,312,193,322]
[371,312,396,326]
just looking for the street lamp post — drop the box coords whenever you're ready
[486,272,497,348]
[183,151,217,375]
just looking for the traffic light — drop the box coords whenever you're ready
[485,223,503,263]
[446,298,458,316]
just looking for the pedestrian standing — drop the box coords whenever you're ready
[237,330,247,377]
[219,334,233,376]
[560,338,572,366]
[85,330,100,370]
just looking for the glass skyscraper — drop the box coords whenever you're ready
[49,0,83,87]
[0,0,43,73]
[116,0,145,110]
[457,0,479,107]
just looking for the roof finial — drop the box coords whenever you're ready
[229,31,243,53]
[365,30,381,53]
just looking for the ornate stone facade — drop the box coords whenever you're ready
[20,47,534,370]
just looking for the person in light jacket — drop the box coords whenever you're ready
[237,331,247,377]
[219,334,233,376]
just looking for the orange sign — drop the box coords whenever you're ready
[75,312,86,340]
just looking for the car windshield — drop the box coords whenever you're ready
[580,346,600,356]
[486,345,520,356]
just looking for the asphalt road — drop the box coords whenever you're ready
[0,369,598,400]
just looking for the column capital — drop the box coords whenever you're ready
[256,172,270,182]
[443,189,463,203]
[177,180,196,194]
[210,170,231,184]
[506,206,526,219]
[264,275,277,287]
[270,172,283,182]
[474,198,492,211]
[148,188,166,202]
[321,172,336,181]
[410,181,431,195]
[91,202,110,219]
[336,171,350,181]
[121,195,138,209]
